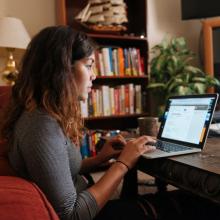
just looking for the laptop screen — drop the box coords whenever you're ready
[158,94,218,148]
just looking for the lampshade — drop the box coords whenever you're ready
[0,17,30,85]
[0,17,30,49]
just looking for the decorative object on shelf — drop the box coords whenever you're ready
[75,0,128,33]
[148,36,220,115]
[0,17,30,85]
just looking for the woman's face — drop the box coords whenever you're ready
[73,53,96,101]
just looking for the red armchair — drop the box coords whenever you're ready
[0,86,11,115]
[0,86,59,220]
[0,176,59,220]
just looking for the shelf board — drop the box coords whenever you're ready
[93,75,148,85]
[95,75,148,79]
[84,113,149,130]
[85,113,149,120]
[88,33,147,41]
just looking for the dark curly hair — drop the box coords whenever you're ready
[1,25,95,145]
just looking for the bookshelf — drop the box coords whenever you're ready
[56,0,149,130]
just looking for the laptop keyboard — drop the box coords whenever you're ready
[150,140,191,153]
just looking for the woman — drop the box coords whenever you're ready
[0,26,158,220]
[2,25,218,220]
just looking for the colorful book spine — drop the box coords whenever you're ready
[80,133,90,158]
[102,48,113,76]
[135,85,142,114]
[118,47,124,76]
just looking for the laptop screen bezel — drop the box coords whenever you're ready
[157,94,219,149]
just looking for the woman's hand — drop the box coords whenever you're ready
[117,136,156,170]
[97,135,126,163]
[87,135,156,209]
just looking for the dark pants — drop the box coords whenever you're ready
[94,198,148,220]
[94,190,220,220]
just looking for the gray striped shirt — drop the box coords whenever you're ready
[9,109,99,220]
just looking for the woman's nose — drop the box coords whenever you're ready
[91,68,96,81]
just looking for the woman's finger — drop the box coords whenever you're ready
[133,135,154,146]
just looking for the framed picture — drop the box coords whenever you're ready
[202,17,220,93]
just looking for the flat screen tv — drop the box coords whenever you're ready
[181,0,220,20]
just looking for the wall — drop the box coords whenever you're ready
[0,0,56,84]
[0,0,203,83]
[147,0,202,65]
[3,0,56,37]
[0,0,6,18]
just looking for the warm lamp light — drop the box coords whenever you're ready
[0,17,30,85]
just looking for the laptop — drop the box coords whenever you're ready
[142,94,219,159]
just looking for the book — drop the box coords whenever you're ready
[101,85,111,116]
[118,47,125,76]
[80,100,88,118]
[80,133,90,158]
[129,84,134,114]
[135,85,142,114]
[98,52,105,76]
[102,48,113,76]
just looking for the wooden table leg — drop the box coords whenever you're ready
[120,167,138,199]
[155,177,168,192]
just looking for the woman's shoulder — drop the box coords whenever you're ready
[15,108,63,139]
[21,108,56,125]
[24,108,55,120]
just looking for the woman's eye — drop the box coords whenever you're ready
[85,64,92,70]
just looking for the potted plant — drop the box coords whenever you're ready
[148,36,220,115]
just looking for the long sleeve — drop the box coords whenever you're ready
[9,110,99,220]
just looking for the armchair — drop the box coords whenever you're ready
[0,86,59,220]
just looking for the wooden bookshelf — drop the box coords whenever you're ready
[56,0,148,130]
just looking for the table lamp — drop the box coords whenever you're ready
[0,17,30,85]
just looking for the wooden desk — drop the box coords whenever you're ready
[122,138,220,204]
